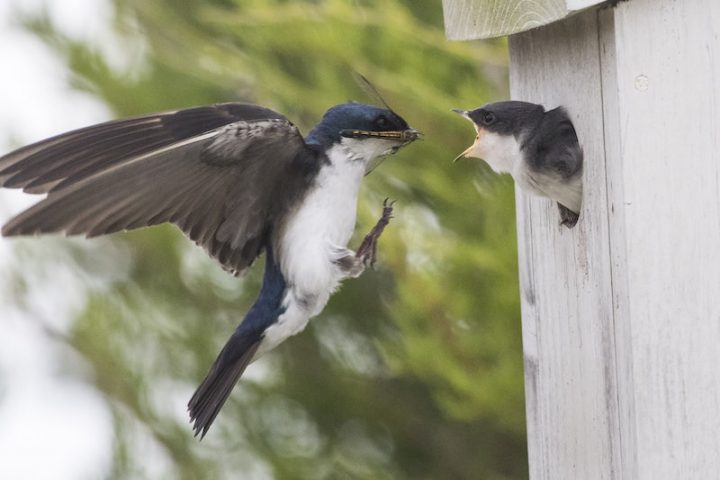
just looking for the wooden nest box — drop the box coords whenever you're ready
[442,0,720,478]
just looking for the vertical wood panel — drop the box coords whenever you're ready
[609,0,720,477]
[509,8,621,479]
[597,7,638,479]
[508,0,720,478]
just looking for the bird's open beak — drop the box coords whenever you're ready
[454,133,486,163]
[453,145,474,163]
[452,108,484,163]
[452,108,480,163]
[452,108,470,120]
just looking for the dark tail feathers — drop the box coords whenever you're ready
[188,333,261,438]
[188,246,287,438]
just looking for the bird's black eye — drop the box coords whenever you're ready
[375,116,389,129]
[482,112,496,125]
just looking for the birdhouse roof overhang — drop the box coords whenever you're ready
[441,0,607,40]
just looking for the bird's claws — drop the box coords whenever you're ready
[557,203,579,229]
[380,198,396,223]
[355,199,395,269]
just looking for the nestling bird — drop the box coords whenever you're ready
[0,101,419,437]
[453,101,583,227]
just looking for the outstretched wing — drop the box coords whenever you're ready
[0,103,322,274]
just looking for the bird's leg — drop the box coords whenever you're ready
[334,199,395,278]
[558,203,579,228]
[355,198,394,269]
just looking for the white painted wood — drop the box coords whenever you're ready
[441,0,605,40]
[603,1,720,477]
[509,9,622,479]
[504,0,720,478]
[566,0,603,10]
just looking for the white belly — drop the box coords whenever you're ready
[258,145,366,355]
[515,163,583,213]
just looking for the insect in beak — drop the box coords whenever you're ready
[340,128,421,143]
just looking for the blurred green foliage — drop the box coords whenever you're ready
[11,0,526,478]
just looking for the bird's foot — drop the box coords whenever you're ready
[558,203,579,228]
[355,198,395,269]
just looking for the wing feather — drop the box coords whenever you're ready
[1,103,321,274]
[0,103,287,193]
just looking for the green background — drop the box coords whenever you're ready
[6,0,526,478]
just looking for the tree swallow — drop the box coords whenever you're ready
[453,101,583,227]
[0,101,419,437]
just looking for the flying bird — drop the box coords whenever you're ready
[0,100,419,437]
[453,101,583,227]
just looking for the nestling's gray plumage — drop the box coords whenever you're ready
[453,101,583,227]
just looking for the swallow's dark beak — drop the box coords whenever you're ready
[401,128,422,143]
[452,108,470,120]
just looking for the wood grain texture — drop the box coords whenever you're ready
[508,0,720,478]
[606,0,720,477]
[442,0,605,40]
[509,9,621,479]
[566,0,604,9]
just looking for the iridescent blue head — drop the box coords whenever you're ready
[307,103,419,150]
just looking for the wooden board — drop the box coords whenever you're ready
[603,0,720,477]
[506,0,720,477]
[509,9,622,479]
[442,0,605,40]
